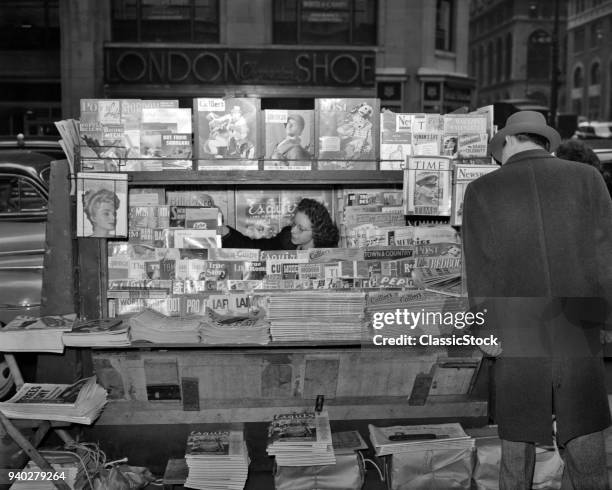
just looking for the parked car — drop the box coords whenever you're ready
[0,137,65,327]
[573,121,612,139]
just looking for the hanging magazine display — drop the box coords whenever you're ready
[77,172,128,237]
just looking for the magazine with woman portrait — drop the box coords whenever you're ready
[77,172,128,237]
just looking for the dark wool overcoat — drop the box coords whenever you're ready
[462,149,612,445]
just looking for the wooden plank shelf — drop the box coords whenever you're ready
[128,170,403,186]
[96,397,487,425]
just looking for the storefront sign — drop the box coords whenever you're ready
[104,47,376,86]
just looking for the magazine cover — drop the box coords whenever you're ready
[193,97,260,169]
[380,111,412,170]
[457,133,489,158]
[79,99,125,172]
[140,108,193,170]
[235,190,282,239]
[119,99,142,171]
[451,164,499,225]
[186,431,230,456]
[264,109,314,170]
[404,157,452,216]
[412,113,443,156]
[77,172,128,237]
[315,98,379,169]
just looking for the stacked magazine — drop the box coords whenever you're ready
[0,314,77,353]
[184,429,249,490]
[199,309,270,345]
[368,422,474,456]
[129,309,200,343]
[267,292,366,342]
[63,318,130,347]
[266,411,335,466]
[0,376,107,424]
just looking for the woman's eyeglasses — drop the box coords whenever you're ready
[291,223,312,233]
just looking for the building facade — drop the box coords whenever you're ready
[566,0,612,120]
[0,0,473,135]
[469,0,566,110]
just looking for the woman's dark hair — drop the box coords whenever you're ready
[295,198,339,247]
[555,140,602,171]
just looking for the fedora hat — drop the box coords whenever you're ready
[488,110,561,162]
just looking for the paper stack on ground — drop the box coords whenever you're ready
[129,309,200,343]
[0,376,107,424]
[267,411,335,466]
[0,314,76,353]
[63,318,130,347]
[368,422,474,455]
[184,429,249,490]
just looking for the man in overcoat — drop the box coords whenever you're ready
[462,111,612,489]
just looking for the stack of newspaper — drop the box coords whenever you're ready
[368,422,474,456]
[267,292,366,342]
[0,376,107,424]
[129,309,200,343]
[184,429,249,490]
[63,318,131,347]
[266,411,335,466]
[365,289,469,337]
[0,314,77,353]
[199,309,270,345]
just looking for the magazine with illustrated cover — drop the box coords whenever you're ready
[165,190,230,225]
[76,172,128,237]
[186,431,231,456]
[315,98,379,169]
[235,190,282,239]
[451,163,499,225]
[140,108,192,170]
[68,318,126,334]
[403,157,452,216]
[193,97,260,168]
[268,411,332,446]
[264,109,314,170]
[79,99,124,172]
[380,111,412,170]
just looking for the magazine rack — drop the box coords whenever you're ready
[0,354,73,490]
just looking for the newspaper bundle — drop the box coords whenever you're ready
[184,429,249,490]
[368,422,474,456]
[266,411,335,466]
[0,376,107,424]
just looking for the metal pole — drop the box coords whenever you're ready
[549,0,560,127]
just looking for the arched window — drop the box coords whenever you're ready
[496,37,503,81]
[505,32,512,79]
[527,30,551,80]
[590,61,601,85]
[487,41,494,85]
[573,65,583,88]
